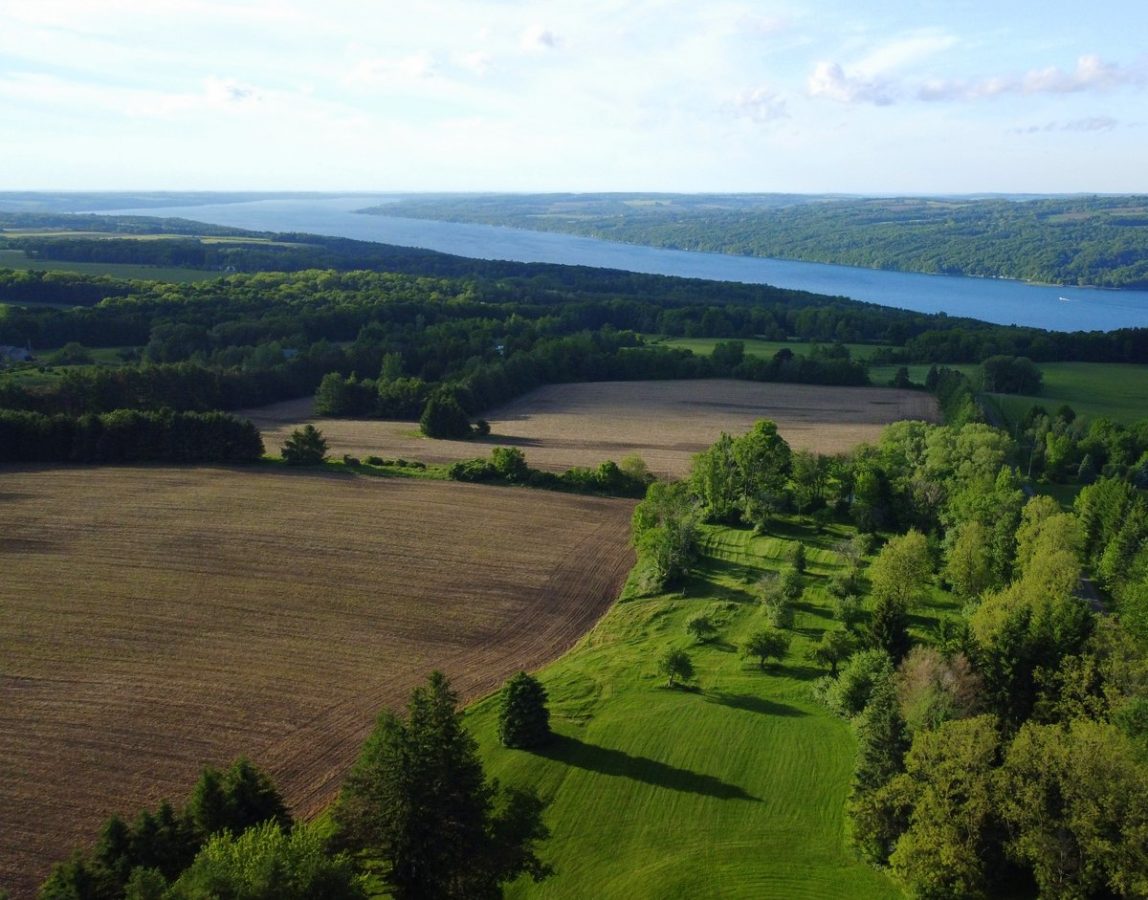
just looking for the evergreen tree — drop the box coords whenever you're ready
[281,424,328,465]
[419,393,473,439]
[869,595,912,663]
[334,672,551,898]
[498,672,552,750]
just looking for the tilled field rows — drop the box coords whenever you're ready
[243,380,939,477]
[0,468,635,898]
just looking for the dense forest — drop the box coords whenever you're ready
[362,193,1148,290]
[3,214,1148,465]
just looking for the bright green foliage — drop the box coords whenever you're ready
[498,672,551,750]
[690,432,740,522]
[280,424,328,465]
[334,672,551,899]
[658,648,695,687]
[997,720,1148,899]
[1014,495,1081,574]
[685,614,718,644]
[742,629,790,671]
[868,530,932,611]
[490,446,529,482]
[886,715,1004,899]
[166,822,366,900]
[632,482,699,592]
[820,649,894,719]
[689,421,792,527]
[731,419,792,527]
[944,520,995,600]
[807,630,853,677]
[971,550,1093,724]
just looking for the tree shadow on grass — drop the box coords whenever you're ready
[793,600,835,622]
[703,691,807,717]
[535,734,758,801]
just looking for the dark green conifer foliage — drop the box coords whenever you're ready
[498,672,552,749]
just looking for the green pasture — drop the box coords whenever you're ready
[0,248,218,283]
[655,335,889,361]
[985,362,1148,426]
[462,519,959,899]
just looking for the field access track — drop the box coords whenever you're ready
[0,467,635,898]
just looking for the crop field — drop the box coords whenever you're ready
[0,467,635,897]
[244,380,938,478]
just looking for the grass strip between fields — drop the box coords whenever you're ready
[457,519,962,899]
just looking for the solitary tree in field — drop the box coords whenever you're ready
[419,392,473,439]
[658,648,695,688]
[743,629,790,671]
[280,424,327,465]
[498,672,551,749]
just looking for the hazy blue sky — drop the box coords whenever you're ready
[2,0,1146,193]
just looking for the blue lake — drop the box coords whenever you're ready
[98,196,1148,333]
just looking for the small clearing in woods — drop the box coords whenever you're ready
[243,380,939,477]
[0,468,634,898]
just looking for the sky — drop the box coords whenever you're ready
[1,0,1146,194]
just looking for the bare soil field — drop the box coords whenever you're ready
[243,380,938,478]
[0,467,634,898]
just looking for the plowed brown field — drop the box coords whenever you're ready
[0,468,635,898]
[243,380,938,477]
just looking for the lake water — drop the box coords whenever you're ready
[97,195,1148,333]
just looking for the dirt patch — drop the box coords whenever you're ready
[243,381,938,478]
[0,467,634,897]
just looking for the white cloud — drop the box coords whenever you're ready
[807,61,894,105]
[1013,115,1120,134]
[732,86,788,123]
[920,55,1148,102]
[344,53,438,88]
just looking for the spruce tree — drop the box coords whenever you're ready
[498,672,552,749]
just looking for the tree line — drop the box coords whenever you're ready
[627,414,1148,896]
[38,672,555,900]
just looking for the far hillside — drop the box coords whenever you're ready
[365,193,1148,289]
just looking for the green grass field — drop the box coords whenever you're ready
[663,338,1147,426]
[986,362,1148,425]
[656,336,889,361]
[0,248,218,283]
[461,520,950,899]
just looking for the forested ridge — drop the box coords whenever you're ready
[3,219,1148,465]
[363,193,1148,289]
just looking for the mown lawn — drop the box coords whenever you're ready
[464,520,918,899]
